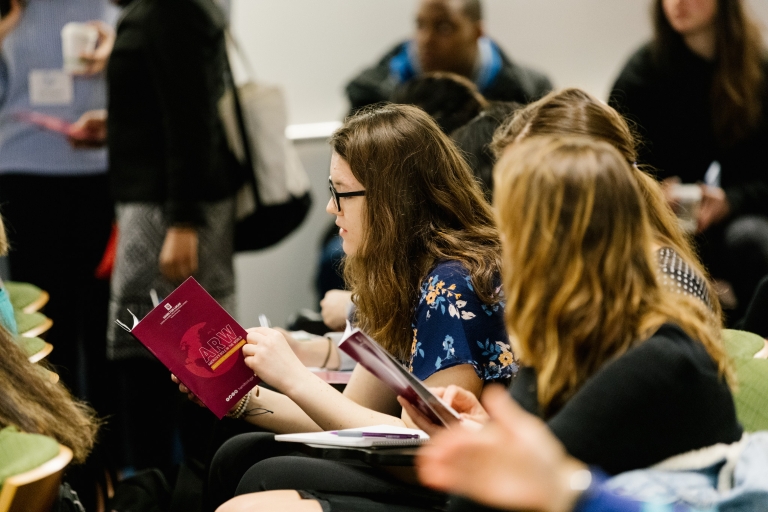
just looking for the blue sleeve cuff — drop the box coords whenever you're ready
[572,468,644,512]
[572,467,702,512]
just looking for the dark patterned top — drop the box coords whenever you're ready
[408,261,517,382]
[656,247,713,310]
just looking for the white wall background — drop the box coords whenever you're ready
[230,0,768,328]
[230,0,768,125]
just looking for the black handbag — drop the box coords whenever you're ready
[220,32,312,252]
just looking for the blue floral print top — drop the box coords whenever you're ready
[408,260,517,382]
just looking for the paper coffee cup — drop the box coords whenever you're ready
[670,183,702,233]
[61,22,99,73]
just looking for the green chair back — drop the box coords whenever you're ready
[722,329,768,432]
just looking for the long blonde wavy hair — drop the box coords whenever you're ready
[491,87,722,321]
[494,135,733,416]
[331,104,501,360]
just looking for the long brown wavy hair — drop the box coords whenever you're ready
[331,104,501,360]
[653,0,765,147]
[0,326,100,463]
[494,136,733,416]
[491,88,722,320]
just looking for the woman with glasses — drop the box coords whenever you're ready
[193,103,514,509]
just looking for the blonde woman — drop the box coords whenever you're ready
[403,136,740,487]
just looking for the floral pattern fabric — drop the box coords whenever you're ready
[408,260,517,382]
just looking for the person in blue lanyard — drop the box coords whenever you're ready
[0,0,117,415]
[345,0,552,115]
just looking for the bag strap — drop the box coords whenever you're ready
[224,30,257,83]
[221,34,262,209]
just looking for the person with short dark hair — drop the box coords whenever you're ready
[451,101,519,197]
[391,72,488,134]
[346,0,551,113]
[609,0,768,322]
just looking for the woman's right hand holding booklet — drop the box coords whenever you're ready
[398,384,489,435]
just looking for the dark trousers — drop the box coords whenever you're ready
[0,172,113,409]
[207,432,297,510]
[208,433,444,512]
[698,215,768,324]
[112,358,184,475]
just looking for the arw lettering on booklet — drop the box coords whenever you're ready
[115,277,259,419]
[199,324,246,370]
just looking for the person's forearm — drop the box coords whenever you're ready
[243,371,402,433]
[241,386,322,434]
[295,337,341,369]
[283,371,404,431]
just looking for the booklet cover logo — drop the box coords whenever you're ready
[161,301,187,325]
[180,322,245,377]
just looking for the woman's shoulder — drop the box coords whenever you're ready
[622,323,716,374]
[610,43,663,115]
[614,42,658,86]
[418,260,500,316]
[410,260,512,382]
[421,260,497,296]
[425,260,471,281]
[560,322,729,416]
[656,247,713,310]
[420,260,473,303]
[550,323,741,473]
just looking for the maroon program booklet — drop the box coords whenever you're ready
[339,328,460,427]
[115,277,259,419]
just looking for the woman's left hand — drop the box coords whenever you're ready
[242,327,308,391]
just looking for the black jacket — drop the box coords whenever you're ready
[609,42,768,219]
[107,0,241,225]
[345,40,552,114]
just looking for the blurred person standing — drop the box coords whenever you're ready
[609,0,768,322]
[346,0,552,113]
[94,0,241,473]
[0,0,117,413]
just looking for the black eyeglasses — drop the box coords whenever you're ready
[329,177,365,212]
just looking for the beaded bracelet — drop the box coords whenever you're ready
[225,390,251,419]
